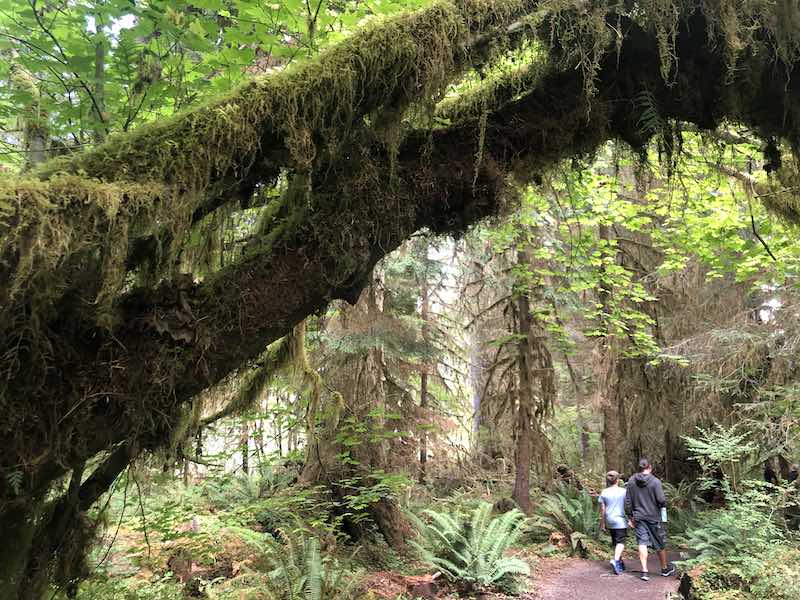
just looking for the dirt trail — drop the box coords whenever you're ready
[534,553,682,600]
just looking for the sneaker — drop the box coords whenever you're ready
[640,572,650,581]
[610,560,622,575]
[661,564,676,577]
[619,559,626,571]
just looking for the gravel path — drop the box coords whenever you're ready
[534,553,682,600]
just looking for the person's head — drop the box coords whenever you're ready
[606,470,620,487]
[638,457,653,474]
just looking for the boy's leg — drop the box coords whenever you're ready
[614,543,624,562]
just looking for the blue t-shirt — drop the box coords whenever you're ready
[599,485,627,529]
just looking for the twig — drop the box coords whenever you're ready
[132,469,151,559]
[748,195,777,261]
[95,466,131,570]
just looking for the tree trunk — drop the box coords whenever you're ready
[300,278,409,548]
[275,397,283,457]
[563,353,590,464]
[596,223,625,473]
[512,247,555,513]
[10,62,48,168]
[0,503,39,600]
[1,444,136,599]
[513,292,535,514]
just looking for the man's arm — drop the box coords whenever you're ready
[624,487,635,528]
[655,479,667,508]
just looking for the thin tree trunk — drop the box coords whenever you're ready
[92,24,106,143]
[418,267,431,484]
[240,420,249,475]
[562,352,590,464]
[512,291,534,514]
[276,399,283,458]
[596,223,625,472]
[10,61,48,168]
[299,278,409,548]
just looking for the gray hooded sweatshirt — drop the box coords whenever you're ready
[624,473,667,522]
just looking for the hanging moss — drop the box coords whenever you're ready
[0,175,182,329]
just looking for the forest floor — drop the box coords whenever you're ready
[361,552,684,599]
[532,553,682,600]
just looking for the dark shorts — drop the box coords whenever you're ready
[609,528,627,546]
[634,519,666,550]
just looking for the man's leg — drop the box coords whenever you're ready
[652,521,675,576]
[657,549,668,570]
[639,544,648,573]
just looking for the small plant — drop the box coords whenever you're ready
[682,424,757,493]
[409,501,530,594]
[530,483,600,554]
[662,480,704,536]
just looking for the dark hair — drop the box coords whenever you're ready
[606,470,620,486]
[638,457,652,472]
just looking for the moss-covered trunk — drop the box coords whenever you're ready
[512,246,555,512]
[512,290,535,514]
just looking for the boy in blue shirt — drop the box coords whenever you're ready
[599,470,627,575]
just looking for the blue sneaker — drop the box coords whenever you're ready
[620,559,626,571]
[610,560,622,575]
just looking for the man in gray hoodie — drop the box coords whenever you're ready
[624,457,675,581]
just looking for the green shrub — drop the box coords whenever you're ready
[678,480,800,599]
[409,501,530,594]
[530,483,600,553]
[211,527,357,600]
[688,545,800,600]
[681,494,781,562]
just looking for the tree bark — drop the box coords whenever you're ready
[513,290,535,514]
[1,443,138,600]
[92,25,106,143]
